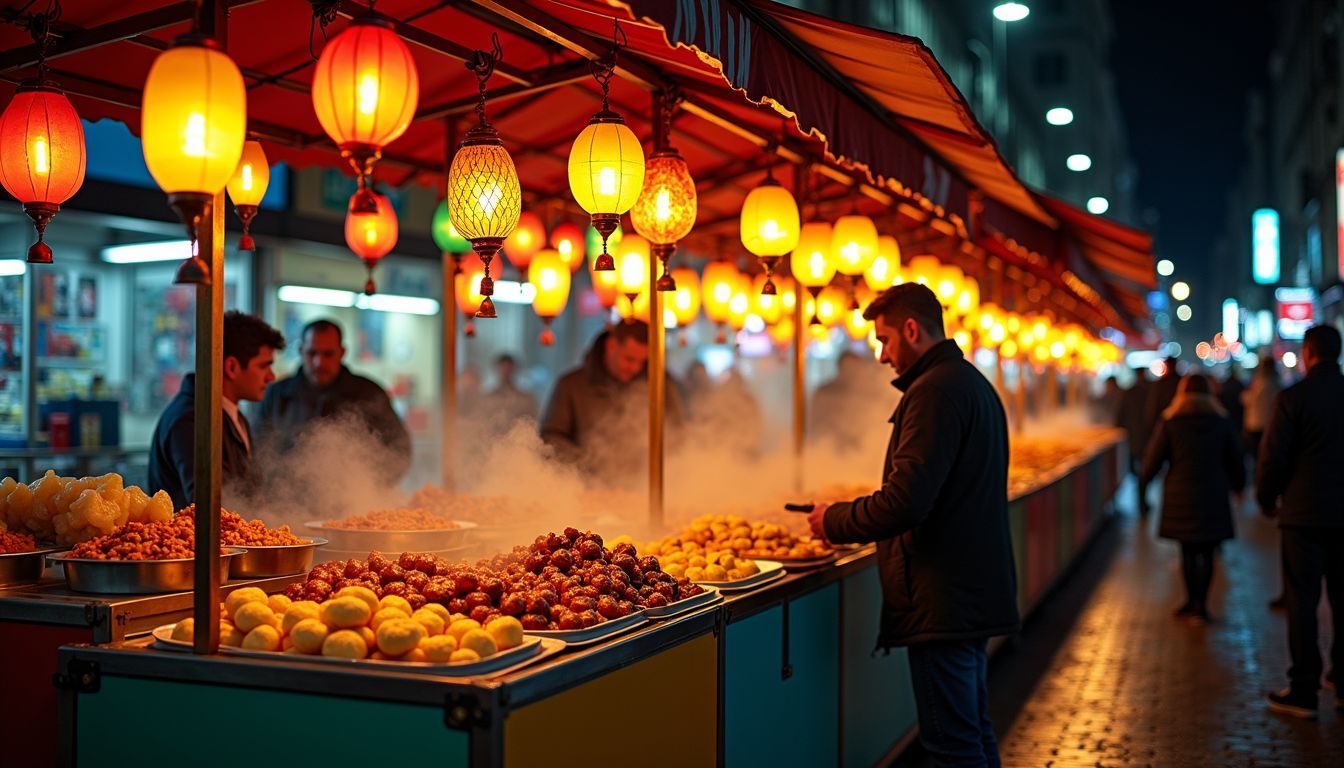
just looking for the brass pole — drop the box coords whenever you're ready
[649,285,666,529]
[192,193,224,655]
[792,163,808,492]
[441,119,459,490]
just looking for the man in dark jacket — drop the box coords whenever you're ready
[540,320,681,476]
[1139,358,1182,513]
[1257,325,1344,719]
[148,311,285,510]
[257,319,411,480]
[807,283,1018,767]
[1116,372,1152,476]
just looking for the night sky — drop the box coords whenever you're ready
[1108,0,1277,324]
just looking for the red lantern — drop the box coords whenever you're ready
[344,191,398,294]
[549,221,585,273]
[503,210,545,273]
[0,82,87,263]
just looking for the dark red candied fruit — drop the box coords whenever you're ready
[405,571,430,591]
[423,577,452,602]
[304,579,333,601]
[379,563,406,585]
[637,556,660,573]
[343,559,364,578]
[367,552,391,573]
[469,604,493,623]
[381,581,408,597]
[407,593,427,610]
[398,552,418,569]
[284,582,305,601]
[500,593,527,616]
[613,542,637,557]
[464,591,493,610]
[521,613,549,631]
[612,554,637,574]
[454,573,479,595]
[448,598,468,615]
[479,576,504,601]
[578,609,601,628]
[567,595,596,613]
[558,611,583,630]
[549,549,574,571]
[524,553,547,573]
[646,593,669,608]
[411,554,437,575]
[578,540,602,560]
[596,596,621,618]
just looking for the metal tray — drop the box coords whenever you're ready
[747,551,839,570]
[303,520,477,552]
[228,538,328,579]
[48,548,247,594]
[643,585,722,620]
[695,560,786,592]
[526,610,649,648]
[0,546,65,586]
[151,624,563,677]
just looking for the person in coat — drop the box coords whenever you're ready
[1115,371,1151,476]
[1139,358,1182,514]
[257,319,411,480]
[1257,325,1344,719]
[1140,374,1245,624]
[539,320,682,477]
[148,311,285,510]
[807,283,1018,768]
[1241,357,1280,464]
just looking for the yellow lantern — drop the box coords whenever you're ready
[142,34,246,284]
[615,233,650,300]
[568,66,644,270]
[1000,338,1019,359]
[740,172,800,293]
[630,148,696,291]
[952,326,972,351]
[934,264,964,306]
[815,285,847,328]
[668,267,701,339]
[976,303,1002,332]
[702,261,740,326]
[727,286,751,332]
[844,306,871,340]
[225,140,270,252]
[528,249,571,346]
[1005,312,1023,335]
[769,316,796,349]
[954,276,980,317]
[791,222,836,289]
[830,213,879,276]
[864,235,901,291]
[752,273,784,325]
[906,255,941,287]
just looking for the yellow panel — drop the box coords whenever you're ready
[505,633,718,767]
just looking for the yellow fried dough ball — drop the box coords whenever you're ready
[355,625,377,652]
[404,648,427,663]
[459,628,497,659]
[419,634,458,662]
[319,596,372,629]
[704,564,729,581]
[485,616,524,651]
[219,622,245,647]
[684,566,705,582]
[321,629,368,659]
[377,594,413,616]
[224,587,268,621]
[282,636,295,652]
[375,618,427,657]
[171,618,194,643]
[410,609,446,637]
[447,618,482,643]
[419,603,451,624]
[232,601,278,633]
[371,607,411,632]
[268,594,292,615]
[242,625,281,652]
[281,601,321,634]
[334,586,379,615]
[449,648,480,663]
[289,618,329,654]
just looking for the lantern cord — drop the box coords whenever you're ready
[466,33,503,126]
[308,1,340,60]
[657,86,683,152]
[589,19,626,112]
[9,0,60,81]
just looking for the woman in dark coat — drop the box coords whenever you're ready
[1141,374,1246,623]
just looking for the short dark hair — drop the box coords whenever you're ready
[302,318,343,345]
[1303,324,1342,363]
[224,311,284,366]
[1180,373,1212,395]
[862,282,945,337]
[608,319,650,345]
[495,354,517,367]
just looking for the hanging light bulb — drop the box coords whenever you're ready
[549,222,585,273]
[528,249,571,346]
[504,210,545,274]
[0,80,86,264]
[455,251,486,337]
[447,39,521,319]
[225,140,270,252]
[739,167,800,294]
[311,13,419,214]
[431,199,471,254]
[344,191,398,294]
[141,33,246,284]
[568,30,644,270]
[864,235,901,291]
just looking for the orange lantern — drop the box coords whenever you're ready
[831,213,879,277]
[615,233,651,302]
[906,255,941,287]
[455,251,487,336]
[668,267,701,345]
[630,147,696,291]
[344,191,398,294]
[587,248,620,309]
[225,140,270,252]
[739,170,800,293]
[528,249,571,346]
[844,306,871,340]
[864,235,901,291]
[815,285,847,328]
[769,316,796,349]
[504,210,545,273]
[702,261,739,325]
[752,273,784,325]
[549,222,585,273]
[311,15,419,214]
[0,82,86,263]
[727,286,751,332]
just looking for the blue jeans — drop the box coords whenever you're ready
[907,639,1000,768]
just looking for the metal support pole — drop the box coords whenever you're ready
[647,90,667,529]
[192,193,224,655]
[792,163,808,492]
[441,119,459,490]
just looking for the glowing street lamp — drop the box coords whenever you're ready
[1045,107,1073,126]
[993,3,1030,22]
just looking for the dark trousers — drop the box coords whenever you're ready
[1178,541,1217,611]
[1245,430,1263,486]
[1281,527,1344,694]
[907,639,1000,768]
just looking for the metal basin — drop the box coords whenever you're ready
[228,538,328,579]
[48,548,246,594]
[303,520,476,554]
[0,547,65,587]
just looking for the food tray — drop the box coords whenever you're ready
[753,551,839,570]
[643,585,722,620]
[695,560,786,592]
[0,546,66,586]
[48,548,247,594]
[228,538,328,579]
[526,609,649,647]
[151,624,562,677]
[303,520,477,552]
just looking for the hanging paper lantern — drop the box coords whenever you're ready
[727,286,751,332]
[431,199,471,253]
[141,34,246,284]
[830,213,878,277]
[568,72,644,270]
[455,251,486,336]
[504,210,545,272]
[815,285,848,328]
[844,306,871,340]
[701,262,740,326]
[225,140,270,252]
[906,255,942,287]
[528,249,571,346]
[791,222,836,289]
[864,235,901,291]
[935,264,964,307]
[739,173,800,293]
[311,15,418,213]
[587,247,621,309]
[769,316,796,349]
[630,149,696,291]
[668,267,701,332]
[615,233,650,300]
[549,222,585,273]
[954,276,980,317]
[616,290,650,322]
[0,82,86,263]
[344,191,398,294]
[752,273,784,325]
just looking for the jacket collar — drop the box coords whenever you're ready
[1307,362,1342,378]
[892,339,964,394]
[297,364,352,393]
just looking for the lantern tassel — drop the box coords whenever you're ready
[592,214,619,271]
[653,243,677,292]
[234,204,258,252]
[540,318,555,347]
[22,202,59,264]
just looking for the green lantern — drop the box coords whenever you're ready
[432,199,471,253]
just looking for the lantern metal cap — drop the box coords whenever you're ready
[587,108,627,125]
[15,79,64,94]
[461,120,503,147]
[170,33,224,51]
[347,11,394,29]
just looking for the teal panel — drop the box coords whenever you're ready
[725,584,840,767]
[77,675,470,767]
[841,566,917,768]
[1009,499,1027,613]
[1056,474,1074,569]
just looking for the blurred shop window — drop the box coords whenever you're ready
[1033,51,1068,87]
[0,271,23,447]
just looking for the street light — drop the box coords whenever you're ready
[1157,258,1174,277]
[1045,107,1074,126]
[991,2,1028,150]
[993,3,1030,22]
[1066,153,1092,172]
[1086,196,1109,214]
[1176,304,1192,322]
[1171,281,1190,301]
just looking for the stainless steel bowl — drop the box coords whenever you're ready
[228,538,328,579]
[48,548,246,594]
[0,546,65,586]
[302,520,477,553]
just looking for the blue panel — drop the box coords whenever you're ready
[841,565,918,767]
[725,585,840,767]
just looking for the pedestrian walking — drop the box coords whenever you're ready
[1241,357,1280,466]
[1140,374,1245,624]
[1257,325,1344,719]
[1139,358,1182,514]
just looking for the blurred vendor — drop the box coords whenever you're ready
[148,311,285,511]
[540,320,682,473]
[257,319,411,479]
